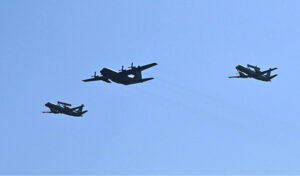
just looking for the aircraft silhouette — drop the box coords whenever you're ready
[82,62,157,85]
[229,64,278,82]
[43,101,88,117]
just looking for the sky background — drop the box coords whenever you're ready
[1,0,300,174]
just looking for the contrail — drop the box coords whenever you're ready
[156,77,250,114]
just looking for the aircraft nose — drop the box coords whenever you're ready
[236,65,242,69]
[100,68,109,74]
[100,68,104,74]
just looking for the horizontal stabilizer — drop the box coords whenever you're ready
[140,77,154,82]
[260,67,278,75]
[270,74,278,80]
[81,110,88,115]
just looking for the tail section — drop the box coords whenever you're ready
[80,110,88,116]
[140,77,154,83]
[270,74,278,80]
[71,104,84,112]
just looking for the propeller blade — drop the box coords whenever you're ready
[128,62,134,69]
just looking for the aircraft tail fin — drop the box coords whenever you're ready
[266,70,271,78]
[270,74,278,80]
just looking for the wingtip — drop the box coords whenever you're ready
[82,79,90,82]
[150,62,158,66]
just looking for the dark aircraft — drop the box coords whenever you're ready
[229,64,278,82]
[43,101,88,117]
[82,62,158,85]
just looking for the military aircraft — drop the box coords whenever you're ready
[82,62,158,85]
[42,101,88,117]
[229,64,278,82]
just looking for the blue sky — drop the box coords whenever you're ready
[1,0,300,174]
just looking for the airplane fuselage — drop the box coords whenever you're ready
[82,63,157,85]
[100,68,143,85]
[236,65,271,82]
[45,102,83,117]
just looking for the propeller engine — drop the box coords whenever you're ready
[119,65,125,71]
[91,72,99,78]
[128,62,134,69]
[128,62,140,70]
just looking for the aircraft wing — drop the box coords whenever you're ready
[82,76,111,83]
[228,76,241,78]
[229,71,248,78]
[139,63,158,71]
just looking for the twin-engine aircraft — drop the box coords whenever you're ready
[43,101,88,117]
[229,64,278,82]
[82,62,158,85]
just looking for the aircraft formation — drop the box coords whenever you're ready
[44,62,158,117]
[43,62,277,117]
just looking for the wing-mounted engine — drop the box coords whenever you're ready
[82,71,111,83]
[127,62,158,72]
[229,71,248,79]
[119,65,126,72]
[128,62,139,72]
[128,62,137,69]
[238,71,248,78]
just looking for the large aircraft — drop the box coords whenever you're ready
[43,101,88,117]
[229,64,278,82]
[82,62,158,85]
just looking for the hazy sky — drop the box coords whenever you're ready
[1,0,300,174]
